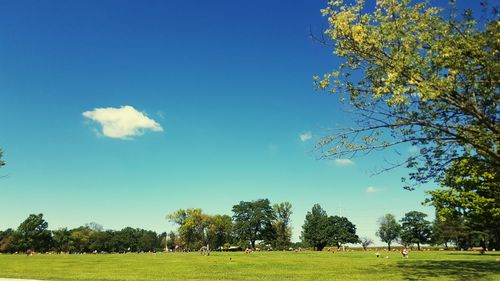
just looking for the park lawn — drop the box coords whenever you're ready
[0,251,499,281]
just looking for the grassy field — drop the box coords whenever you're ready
[0,250,499,281]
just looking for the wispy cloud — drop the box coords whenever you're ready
[335,158,354,166]
[366,186,378,193]
[83,105,163,139]
[299,131,312,142]
[408,145,419,154]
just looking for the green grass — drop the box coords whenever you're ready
[0,251,499,281]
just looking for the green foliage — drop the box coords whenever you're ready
[376,214,401,251]
[399,211,432,250]
[272,201,293,250]
[52,228,71,253]
[206,214,233,250]
[316,0,499,189]
[301,204,359,251]
[328,215,359,248]
[0,228,15,253]
[167,208,208,250]
[426,156,500,250]
[232,199,276,249]
[301,204,330,251]
[16,213,52,252]
[167,209,234,251]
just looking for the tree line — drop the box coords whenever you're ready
[0,214,166,253]
[0,200,495,254]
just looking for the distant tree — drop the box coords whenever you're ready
[0,228,15,253]
[232,199,276,249]
[207,214,233,251]
[400,211,432,250]
[85,222,104,232]
[69,226,93,253]
[360,237,373,251]
[376,214,401,251]
[272,202,293,250]
[16,213,52,252]
[136,229,159,252]
[166,231,177,250]
[328,216,359,249]
[301,204,330,251]
[167,208,209,250]
[90,230,114,253]
[52,228,71,253]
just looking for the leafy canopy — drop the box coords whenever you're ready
[315,0,499,189]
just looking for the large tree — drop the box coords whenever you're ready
[16,213,52,252]
[315,0,499,190]
[328,215,359,249]
[206,214,233,251]
[301,204,330,251]
[167,208,208,251]
[52,228,71,253]
[272,201,293,250]
[399,211,432,250]
[426,156,500,250]
[232,199,276,249]
[376,214,401,251]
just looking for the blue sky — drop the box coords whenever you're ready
[0,0,482,243]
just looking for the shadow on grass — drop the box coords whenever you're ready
[397,260,500,281]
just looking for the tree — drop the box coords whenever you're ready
[400,211,432,250]
[206,214,233,251]
[136,229,159,252]
[69,226,93,253]
[52,228,71,253]
[167,208,208,251]
[314,0,499,190]
[376,214,401,251]
[16,213,52,252]
[272,202,293,250]
[328,215,359,249]
[360,237,373,251]
[232,199,276,249]
[426,156,500,250]
[0,228,15,253]
[166,231,177,251]
[301,204,330,251]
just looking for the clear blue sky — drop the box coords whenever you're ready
[0,0,482,243]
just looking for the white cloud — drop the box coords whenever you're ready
[335,158,354,166]
[299,131,312,142]
[83,105,163,139]
[366,186,378,193]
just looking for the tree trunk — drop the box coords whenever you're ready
[417,242,421,251]
[387,243,391,251]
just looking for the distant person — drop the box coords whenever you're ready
[26,249,32,256]
[400,247,409,258]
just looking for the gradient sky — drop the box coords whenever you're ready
[0,0,483,243]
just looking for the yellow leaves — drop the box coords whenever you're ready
[351,24,367,43]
